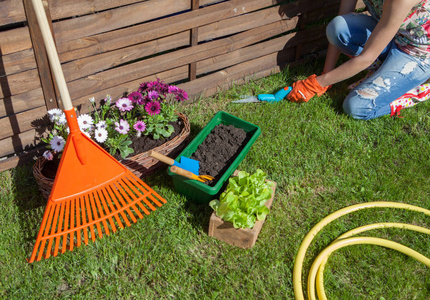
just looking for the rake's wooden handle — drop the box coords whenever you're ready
[148,150,175,166]
[170,166,197,180]
[32,0,73,111]
[32,0,88,164]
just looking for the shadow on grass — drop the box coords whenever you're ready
[184,201,214,234]
[12,162,47,255]
[148,167,214,234]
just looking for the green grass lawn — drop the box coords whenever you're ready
[1,57,430,299]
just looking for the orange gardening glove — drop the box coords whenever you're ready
[287,74,328,103]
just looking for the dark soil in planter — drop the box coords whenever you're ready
[191,124,251,186]
[112,118,184,161]
[41,118,184,179]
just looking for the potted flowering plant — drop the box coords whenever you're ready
[34,79,190,199]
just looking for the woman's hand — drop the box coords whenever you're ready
[287,75,329,102]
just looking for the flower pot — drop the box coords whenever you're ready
[167,111,261,204]
[33,112,190,200]
[208,175,277,248]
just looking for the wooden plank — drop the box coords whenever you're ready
[65,18,297,102]
[189,0,200,81]
[0,69,41,99]
[61,32,190,82]
[197,18,300,76]
[59,0,330,83]
[56,0,274,62]
[0,129,38,158]
[0,88,45,118]
[0,27,33,56]
[24,0,59,111]
[35,1,335,90]
[48,0,152,20]
[0,106,47,140]
[199,4,288,42]
[0,49,37,77]
[0,147,42,173]
[0,0,26,26]
[53,0,191,44]
[200,0,225,6]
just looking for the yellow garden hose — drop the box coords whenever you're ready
[314,223,430,300]
[292,202,430,300]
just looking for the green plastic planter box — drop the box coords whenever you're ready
[167,111,261,204]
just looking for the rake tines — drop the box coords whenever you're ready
[29,173,166,263]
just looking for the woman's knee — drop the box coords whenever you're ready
[342,95,372,120]
[326,16,349,49]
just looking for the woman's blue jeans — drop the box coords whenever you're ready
[326,13,430,119]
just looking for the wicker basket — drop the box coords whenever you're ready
[120,112,190,177]
[33,112,190,200]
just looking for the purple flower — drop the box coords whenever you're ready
[116,98,133,112]
[145,101,161,116]
[138,81,150,93]
[148,90,159,101]
[168,85,179,94]
[140,79,169,94]
[167,84,188,102]
[133,120,146,132]
[175,89,188,102]
[115,119,130,134]
[43,150,54,161]
[128,91,144,105]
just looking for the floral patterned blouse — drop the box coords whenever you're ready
[364,0,430,59]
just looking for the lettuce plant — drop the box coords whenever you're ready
[209,169,274,229]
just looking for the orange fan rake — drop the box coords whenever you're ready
[29,0,166,263]
[28,166,166,263]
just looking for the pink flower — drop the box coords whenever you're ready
[128,91,144,104]
[116,98,133,112]
[148,90,159,101]
[168,85,188,102]
[43,150,54,161]
[115,119,130,134]
[176,89,188,102]
[145,101,161,116]
[168,85,179,94]
[133,120,146,132]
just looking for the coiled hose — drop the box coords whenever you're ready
[292,201,430,300]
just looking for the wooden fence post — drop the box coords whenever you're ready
[23,0,60,111]
[189,0,199,81]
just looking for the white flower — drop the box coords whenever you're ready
[77,114,94,130]
[43,150,54,161]
[89,97,95,103]
[94,128,108,143]
[47,108,62,122]
[96,120,107,130]
[56,113,67,126]
[50,136,65,152]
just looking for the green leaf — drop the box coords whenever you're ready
[210,169,273,229]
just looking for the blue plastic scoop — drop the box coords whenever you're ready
[232,86,292,103]
[149,151,200,175]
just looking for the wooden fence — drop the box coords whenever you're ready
[0,0,365,172]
